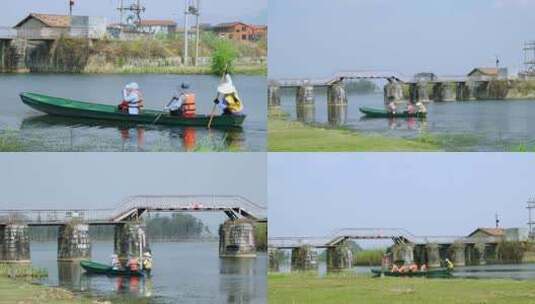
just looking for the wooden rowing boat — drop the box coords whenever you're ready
[20,92,245,128]
[359,106,427,118]
[80,260,145,277]
[371,268,452,278]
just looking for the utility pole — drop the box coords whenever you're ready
[183,0,200,66]
[69,0,74,16]
[118,0,125,25]
[527,198,535,237]
[183,0,189,65]
[194,0,200,66]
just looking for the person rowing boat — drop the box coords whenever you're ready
[213,74,244,116]
[164,82,196,117]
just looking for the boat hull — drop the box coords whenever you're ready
[359,106,427,118]
[20,92,245,128]
[80,260,145,277]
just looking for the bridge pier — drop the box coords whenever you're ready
[0,224,30,263]
[392,243,414,265]
[409,83,430,103]
[114,222,149,264]
[448,242,466,267]
[57,222,91,261]
[433,82,456,102]
[268,85,281,108]
[384,82,404,104]
[291,245,317,271]
[219,219,256,258]
[425,243,441,268]
[456,82,475,101]
[326,243,352,272]
[268,248,281,272]
[327,82,348,126]
[296,85,315,123]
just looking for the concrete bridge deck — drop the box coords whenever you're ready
[270,71,486,88]
[269,228,502,249]
[0,195,267,225]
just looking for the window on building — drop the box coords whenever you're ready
[242,34,246,40]
[242,26,246,31]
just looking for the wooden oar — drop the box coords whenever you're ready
[207,65,229,129]
[152,97,175,124]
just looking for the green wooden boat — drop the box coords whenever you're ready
[371,268,452,278]
[20,92,245,128]
[80,260,145,277]
[359,106,427,118]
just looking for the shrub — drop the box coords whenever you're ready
[211,39,238,76]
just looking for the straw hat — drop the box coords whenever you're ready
[217,82,236,95]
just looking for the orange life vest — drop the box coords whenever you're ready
[181,93,196,117]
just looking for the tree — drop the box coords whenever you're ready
[211,39,238,76]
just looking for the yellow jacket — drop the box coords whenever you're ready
[224,94,243,113]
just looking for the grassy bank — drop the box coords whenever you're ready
[269,272,535,304]
[354,249,385,266]
[83,62,266,75]
[268,115,439,152]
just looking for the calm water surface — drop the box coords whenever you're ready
[0,74,266,151]
[280,88,535,151]
[31,241,267,304]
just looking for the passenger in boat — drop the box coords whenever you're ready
[111,254,120,270]
[122,82,144,115]
[420,264,427,272]
[142,252,153,275]
[408,263,418,272]
[165,83,196,117]
[213,74,244,115]
[384,78,397,115]
[444,258,454,271]
[415,101,427,114]
[127,256,139,272]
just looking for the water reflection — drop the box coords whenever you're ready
[219,258,257,304]
[296,105,315,123]
[327,105,348,126]
[21,115,244,151]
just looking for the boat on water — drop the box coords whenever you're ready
[371,268,452,278]
[80,260,145,277]
[20,92,246,128]
[359,106,427,118]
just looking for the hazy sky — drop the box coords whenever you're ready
[269,0,535,78]
[269,153,535,238]
[3,0,267,27]
[0,153,266,232]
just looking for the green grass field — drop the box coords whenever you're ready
[269,272,535,304]
[268,117,440,152]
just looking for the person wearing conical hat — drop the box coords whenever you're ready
[213,74,244,115]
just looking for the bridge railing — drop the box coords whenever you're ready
[0,208,114,225]
[110,195,267,221]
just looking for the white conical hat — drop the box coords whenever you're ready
[217,74,236,94]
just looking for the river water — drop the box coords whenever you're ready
[277,259,535,280]
[280,88,535,151]
[31,241,267,304]
[0,74,266,152]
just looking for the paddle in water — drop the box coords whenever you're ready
[208,65,229,129]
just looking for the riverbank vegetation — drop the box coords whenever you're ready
[267,113,439,152]
[0,264,47,279]
[30,214,211,241]
[269,272,535,304]
[21,32,266,75]
[354,249,385,266]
